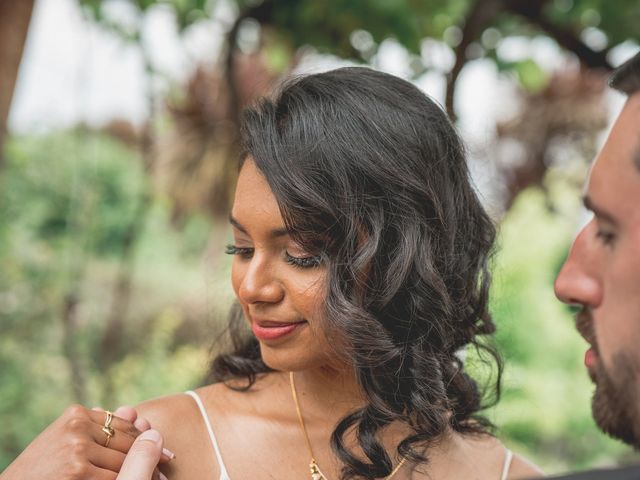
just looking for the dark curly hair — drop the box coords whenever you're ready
[209,67,501,479]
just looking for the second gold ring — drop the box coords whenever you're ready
[101,410,115,447]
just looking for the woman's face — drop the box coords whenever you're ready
[229,159,332,371]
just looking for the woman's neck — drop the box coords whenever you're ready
[290,365,365,420]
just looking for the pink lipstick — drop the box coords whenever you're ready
[251,320,305,341]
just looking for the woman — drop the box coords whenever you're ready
[3,67,542,480]
[137,67,541,479]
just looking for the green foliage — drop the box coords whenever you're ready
[108,309,208,404]
[79,0,214,38]
[76,0,640,91]
[254,0,473,68]
[0,131,219,469]
[4,131,145,256]
[544,0,640,45]
[514,59,549,92]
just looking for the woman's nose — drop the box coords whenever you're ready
[237,255,284,305]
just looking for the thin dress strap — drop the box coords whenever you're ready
[500,449,513,480]
[185,390,231,480]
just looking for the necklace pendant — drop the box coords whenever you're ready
[310,461,327,480]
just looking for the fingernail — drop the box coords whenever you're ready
[162,447,176,460]
[159,472,169,480]
[134,418,149,430]
[91,407,104,412]
[138,429,162,443]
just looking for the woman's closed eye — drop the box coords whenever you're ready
[285,251,322,269]
[226,244,321,268]
[225,244,254,259]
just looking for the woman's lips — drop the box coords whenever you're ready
[251,320,306,341]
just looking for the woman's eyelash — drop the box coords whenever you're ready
[225,245,254,257]
[225,245,322,268]
[285,252,322,269]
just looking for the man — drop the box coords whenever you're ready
[552,50,640,478]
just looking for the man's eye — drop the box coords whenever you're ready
[225,245,254,258]
[285,251,322,269]
[595,230,616,247]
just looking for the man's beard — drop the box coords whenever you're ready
[576,309,640,448]
[591,350,640,448]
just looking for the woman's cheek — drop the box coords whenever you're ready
[288,271,326,320]
[230,260,245,299]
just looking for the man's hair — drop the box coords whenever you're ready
[210,67,501,479]
[609,51,640,95]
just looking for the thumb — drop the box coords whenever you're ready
[117,429,165,480]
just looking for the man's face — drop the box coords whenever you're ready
[555,92,640,447]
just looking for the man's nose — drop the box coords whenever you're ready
[554,223,602,308]
[237,255,284,305]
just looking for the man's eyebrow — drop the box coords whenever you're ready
[583,196,619,226]
[228,215,290,238]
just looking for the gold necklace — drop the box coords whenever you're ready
[289,372,407,480]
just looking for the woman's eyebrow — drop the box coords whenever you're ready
[228,214,290,238]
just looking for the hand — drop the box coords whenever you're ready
[1,404,172,480]
[117,429,168,480]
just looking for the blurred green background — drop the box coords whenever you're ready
[1,0,640,474]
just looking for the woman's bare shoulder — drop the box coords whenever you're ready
[135,373,285,434]
[455,433,544,480]
[136,393,187,426]
[508,452,545,479]
[472,435,544,479]
[135,386,232,480]
[133,374,287,480]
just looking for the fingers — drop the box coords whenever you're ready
[89,420,137,454]
[113,407,152,435]
[87,442,127,472]
[93,406,151,434]
[113,406,138,424]
[70,464,119,480]
[62,410,135,455]
[88,409,142,438]
[69,404,174,473]
[134,416,151,432]
[117,429,168,480]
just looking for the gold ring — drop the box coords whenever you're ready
[102,410,115,447]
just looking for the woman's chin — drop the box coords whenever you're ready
[259,343,330,373]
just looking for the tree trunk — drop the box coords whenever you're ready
[0,0,35,170]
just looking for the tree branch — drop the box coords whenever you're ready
[445,0,502,120]
[506,0,612,69]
